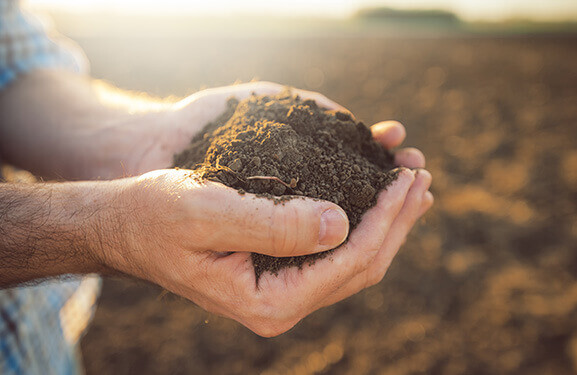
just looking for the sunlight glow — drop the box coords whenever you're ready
[25,0,355,19]
[25,0,577,21]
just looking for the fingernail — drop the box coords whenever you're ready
[319,208,349,247]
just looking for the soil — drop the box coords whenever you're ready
[172,91,397,278]
[81,35,577,375]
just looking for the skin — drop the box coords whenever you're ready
[0,69,432,337]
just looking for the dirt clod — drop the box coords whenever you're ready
[173,90,397,279]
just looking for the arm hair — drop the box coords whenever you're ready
[0,181,113,287]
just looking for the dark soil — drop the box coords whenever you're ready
[173,90,397,278]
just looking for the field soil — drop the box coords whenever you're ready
[81,35,577,375]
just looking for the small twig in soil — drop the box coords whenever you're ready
[247,176,299,189]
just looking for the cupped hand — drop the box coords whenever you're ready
[100,165,430,337]
[129,82,426,178]
[100,136,431,338]
[108,82,433,336]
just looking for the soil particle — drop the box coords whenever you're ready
[173,90,397,279]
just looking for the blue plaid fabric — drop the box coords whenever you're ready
[0,1,100,374]
[0,277,101,375]
[0,0,87,89]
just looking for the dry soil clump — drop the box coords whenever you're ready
[173,90,398,279]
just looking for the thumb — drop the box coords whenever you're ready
[195,182,349,256]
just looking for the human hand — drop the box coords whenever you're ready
[125,82,427,178]
[95,116,432,337]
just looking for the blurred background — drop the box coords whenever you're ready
[25,0,577,374]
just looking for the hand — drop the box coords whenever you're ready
[88,81,427,181]
[95,107,432,337]
[122,82,387,175]
[0,73,432,318]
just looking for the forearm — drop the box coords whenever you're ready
[0,181,111,287]
[0,69,176,180]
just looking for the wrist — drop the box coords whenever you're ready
[48,181,113,275]
[0,181,113,286]
[83,175,162,279]
[77,179,135,275]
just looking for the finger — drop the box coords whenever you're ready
[371,121,406,149]
[267,169,416,296]
[365,169,432,277]
[418,191,434,217]
[191,181,349,256]
[318,169,432,307]
[175,169,416,337]
[170,171,425,338]
[337,168,416,265]
[394,147,426,168]
[242,169,416,332]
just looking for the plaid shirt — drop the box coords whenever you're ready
[0,1,100,374]
[0,0,87,89]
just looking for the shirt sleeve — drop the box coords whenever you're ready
[0,0,89,91]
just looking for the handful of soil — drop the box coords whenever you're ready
[173,90,398,279]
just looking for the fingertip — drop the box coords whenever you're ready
[394,147,426,169]
[364,167,416,217]
[419,191,434,217]
[318,206,349,250]
[424,190,434,206]
[390,167,417,188]
[372,120,405,136]
[402,169,432,212]
[414,168,432,190]
[371,121,406,148]
[379,167,417,210]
